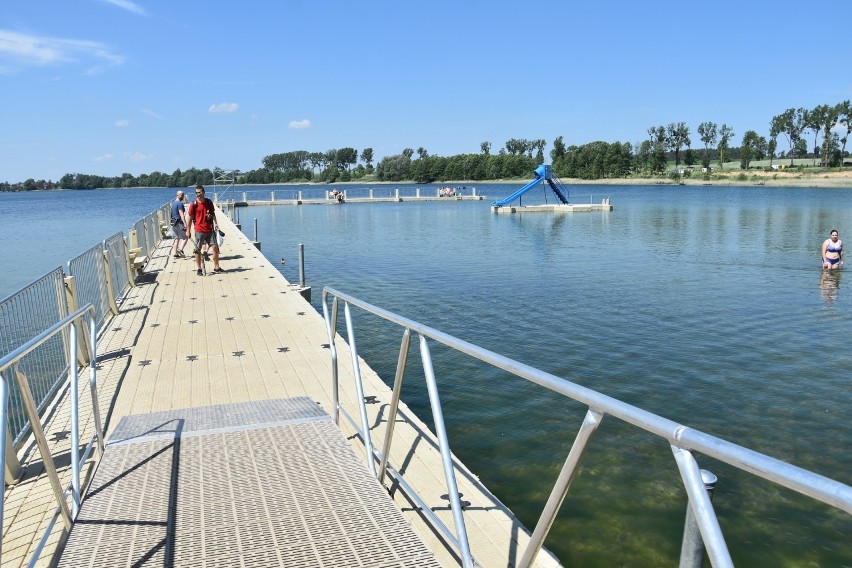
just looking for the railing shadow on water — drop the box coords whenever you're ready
[321,287,852,568]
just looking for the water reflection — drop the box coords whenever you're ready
[819,269,842,304]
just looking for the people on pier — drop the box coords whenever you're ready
[330,188,344,203]
[186,185,223,275]
[170,190,188,259]
[821,229,843,270]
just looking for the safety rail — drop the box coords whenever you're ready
[321,287,852,568]
[1,205,166,451]
[104,231,132,303]
[0,269,69,446]
[67,243,111,329]
[0,303,106,565]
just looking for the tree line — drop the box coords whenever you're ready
[2,100,849,191]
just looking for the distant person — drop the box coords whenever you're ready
[186,185,223,275]
[821,229,843,269]
[170,190,188,258]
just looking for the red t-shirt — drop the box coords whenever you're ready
[188,198,215,233]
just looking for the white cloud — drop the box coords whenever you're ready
[94,153,114,162]
[100,0,147,16]
[125,151,152,163]
[0,30,124,73]
[289,119,311,129]
[115,119,129,127]
[141,108,163,119]
[208,102,239,113]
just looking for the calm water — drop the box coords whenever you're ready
[2,184,851,566]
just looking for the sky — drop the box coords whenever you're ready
[2,0,850,184]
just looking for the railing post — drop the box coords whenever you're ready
[271,190,275,202]
[378,328,411,484]
[679,469,718,568]
[418,334,473,568]
[321,295,340,424]
[343,302,376,476]
[64,276,89,366]
[102,250,119,316]
[298,244,306,287]
[2,376,23,487]
[252,218,261,251]
[69,325,81,516]
[128,229,139,250]
[123,236,136,287]
[672,447,732,567]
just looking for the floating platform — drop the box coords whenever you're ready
[492,199,613,214]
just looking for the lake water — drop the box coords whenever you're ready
[2,184,851,566]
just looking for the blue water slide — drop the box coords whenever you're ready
[492,164,570,207]
[491,164,549,207]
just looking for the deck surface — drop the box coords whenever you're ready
[2,209,561,567]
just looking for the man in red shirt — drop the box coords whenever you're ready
[186,184,223,275]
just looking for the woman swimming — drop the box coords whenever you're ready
[821,229,843,269]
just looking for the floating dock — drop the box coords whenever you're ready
[492,200,613,214]
[1,209,559,567]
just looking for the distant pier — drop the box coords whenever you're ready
[218,186,486,207]
[492,199,613,214]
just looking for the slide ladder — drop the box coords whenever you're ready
[491,164,570,207]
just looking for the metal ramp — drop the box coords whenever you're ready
[57,397,441,567]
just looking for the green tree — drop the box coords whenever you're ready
[551,136,566,163]
[740,130,760,169]
[777,108,807,166]
[718,124,734,170]
[819,104,842,167]
[838,100,851,170]
[359,148,373,169]
[376,153,412,181]
[807,104,830,165]
[480,141,491,155]
[648,126,667,173]
[335,147,357,171]
[697,122,718,168]
[666,122,691,166]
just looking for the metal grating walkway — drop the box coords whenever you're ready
[57,397,441,567]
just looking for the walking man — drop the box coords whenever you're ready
[186,185,223,275]
[170,190,188,258]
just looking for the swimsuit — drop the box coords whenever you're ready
[826,257,841,266]
[826,244,842,253]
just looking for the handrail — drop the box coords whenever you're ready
[321,287,852,568]
[0,303,105,565]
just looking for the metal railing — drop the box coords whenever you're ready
[321,287,852,568]
[0,303,105,564]
[104,231,132,302]
[0,269,70,446]
[1,205,167,450]
[67,243,111,329]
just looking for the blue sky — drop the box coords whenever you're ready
[2,0,850,183]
